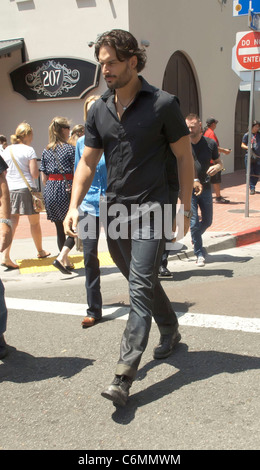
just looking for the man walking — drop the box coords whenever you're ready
[64,29,194,406]
[203,117,231,203]
[185,114,223,267]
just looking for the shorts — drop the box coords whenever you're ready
[10,187,37,215]
[210,171,221,184]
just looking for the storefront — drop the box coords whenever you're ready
[0,0,258,172]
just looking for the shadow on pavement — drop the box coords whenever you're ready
[111,343,260,424]
[0,347,94,383]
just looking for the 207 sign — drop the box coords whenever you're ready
[41,66,63,92]
[10,57,100,101]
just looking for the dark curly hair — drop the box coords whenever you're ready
[94,29,147,73]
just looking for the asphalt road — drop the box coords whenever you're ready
[1,244,259,453]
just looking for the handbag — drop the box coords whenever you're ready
[9,146,45,213]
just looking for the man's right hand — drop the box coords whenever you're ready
[63,208,79,237]
[193,180,203,196]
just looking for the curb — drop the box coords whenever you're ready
[234,226,260,247]
[168,227,260,261]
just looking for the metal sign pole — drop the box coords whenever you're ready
[245,69,255,217]
[245,2,255,217]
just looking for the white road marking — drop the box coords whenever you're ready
[5,297,260,333]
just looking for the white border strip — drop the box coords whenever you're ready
[5,298,260,333]
[238,47,260,55]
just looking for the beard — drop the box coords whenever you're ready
[104,64,133,90]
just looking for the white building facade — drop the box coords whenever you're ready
[0,0,258,172]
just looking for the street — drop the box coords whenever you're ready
[0,243,260,451]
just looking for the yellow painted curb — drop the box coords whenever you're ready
[16,251,115,274]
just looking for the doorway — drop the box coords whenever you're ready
[234,90,250,170]
[162,51,199,117]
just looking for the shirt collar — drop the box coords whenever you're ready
[101,76,155,104]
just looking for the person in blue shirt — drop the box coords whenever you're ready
[241,120,260,195]
[74,95,107,328]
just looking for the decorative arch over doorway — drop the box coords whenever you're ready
[162,51,200,118]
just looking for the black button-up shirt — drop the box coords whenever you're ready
[192,136,219,189]
[85,77,189,207]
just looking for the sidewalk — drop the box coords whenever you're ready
[1,169,260,273]
[169,169,260,260]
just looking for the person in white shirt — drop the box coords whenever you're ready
[1,122,50,269]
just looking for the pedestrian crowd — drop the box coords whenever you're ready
[0,29,259,406]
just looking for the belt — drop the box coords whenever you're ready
[48,173,73,181]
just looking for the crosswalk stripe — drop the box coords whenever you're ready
[5,298,260,333]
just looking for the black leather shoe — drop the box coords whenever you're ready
[0,334,8,359]
[53,259,71,275]
[215,196,230,204]
[153,330,181,359]
[101,375,132,406]
[159,266,172,277]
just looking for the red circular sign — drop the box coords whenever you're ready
[236,31,260,70]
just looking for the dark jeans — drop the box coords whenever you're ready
[106,214,179,380]
[190,187,213,257]
[245,154,260,190]
[80,214,102,320]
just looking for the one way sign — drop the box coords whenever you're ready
[233,0,260,16]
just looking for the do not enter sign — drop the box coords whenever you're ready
[236,31,260,70]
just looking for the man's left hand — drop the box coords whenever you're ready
[171,213,190,242]
[207,163,222,177]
